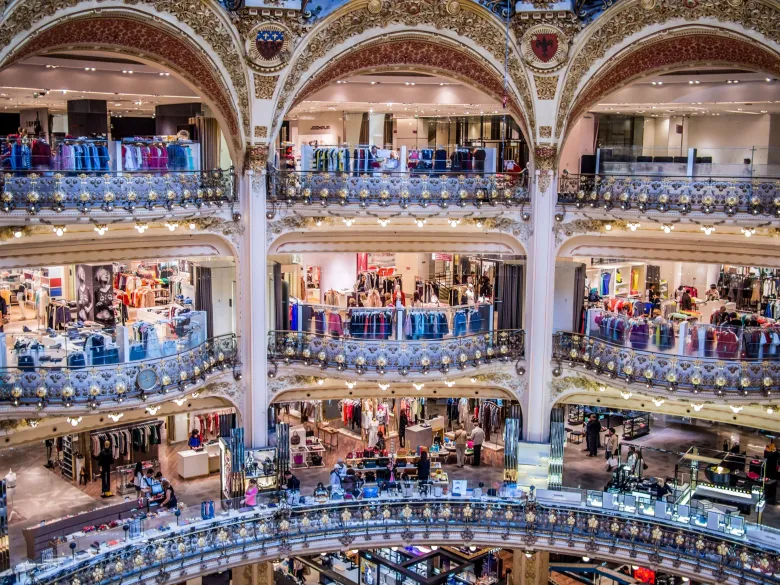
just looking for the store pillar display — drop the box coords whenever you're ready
[67,99,108,137]
[76,263,115,326]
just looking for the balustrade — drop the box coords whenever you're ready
[266,170,530,217]
[0,169,236,215]
[267,329,523,376]
[554,332,780,396]
[19,492,780,585]
[558,174,780,217]
[0,334,237,408]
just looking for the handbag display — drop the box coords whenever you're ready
[290,434,300,445]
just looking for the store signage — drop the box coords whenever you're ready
[291,254,302,265]
[310,125,331,130]
[432,253,453,262]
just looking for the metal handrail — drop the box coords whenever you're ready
[553,331,780,396]
[19,494,780,585]
[557,173,780,216]
[0,334,238,408]
[268,329,524,375]
[0,168,237,213]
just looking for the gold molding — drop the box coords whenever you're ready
[534,75,558,100]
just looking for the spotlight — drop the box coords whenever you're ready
[93,224,108,236]
[448,218,460,228]
[741,227,755,238]
[661,224,674,234]
[604,223,613,231]
[701,225,715,235]
[53,225,66,237]
[521,212,531,222]
[165,221,179,232]
[189,222,197,230]
[134,222,148,233]
[626,222,640,231]
[233,212,242,222]
[377,218,390,227]
[415,218,426,228]
[13,229,23,238]
[554,212,564,222]
[343,218,355,227]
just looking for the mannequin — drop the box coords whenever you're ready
[465,284,476,306]
[35,285,49,329]
[392,283,406,308]
[368,417,379,449]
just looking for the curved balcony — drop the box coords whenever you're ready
[267,329,524,377]
[0,334,238,410]
[553,331,780,397]
[21,492,780,585]
[557,174,780,219]
[0,169,236,219]
[265,170,530,218]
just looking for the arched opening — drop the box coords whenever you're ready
[558,27,780,176]
[274,34,532,172]
[0,12,244,166]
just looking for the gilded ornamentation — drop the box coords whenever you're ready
[521,25,568,72]
[468,217,534,245]
[246,22,294,72]
[556,0,780,137]
[245,145,269,174]
[535,75,558,100]
[534,144,557,194]
[512,11,581,42]
[367,0,383,14]
[446,1,462,15]
[524,553,537,584]
[190,217,245,241]
[553,219,622,246]
[273,0,535,141]
[255,126,269,139]
[0,2,249,147]
[255,74,279,100]
[539,126,553,139]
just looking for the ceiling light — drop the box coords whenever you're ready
[345,381,356,389]
[135,222,148,234]
[314,218,323,227]
[53,225,66,237]
[741,227,755,238]
[621,391,632,400]
[440,82,445,86]
[651,81,657,86]
[448,218,460,228]
[67,416,82,427]
[761,110,768,114]
[173,398,187,406]
[415,218,426,228]
[661,224,674,234]
[701,225,715,235]
[84,67,95,72]
[317,378,325,386]
[598,385,606,392]
[405,82,410,86]
[343,218,355,227]
[165,221,179,232]
[689,80,694,85]
[370,81,376,85]
[146,405,161,415]
[93,224,108,236]
[378,383,390,391]
[627,222,640,231]
[652,398,665,406]
[691,403,704,412]
[657,81,662,85]
[730,405,744,413]
[159,72,170,77]
[13,229,23,239]
[107,412,124,422]
[604,222,613,231]
[413,383,425,391]
[768,407,775,415]
[582,557,590,562]
[189,222,197,230]
[470,377,477,384]
[445,380,455,387]
[377,218,390,227]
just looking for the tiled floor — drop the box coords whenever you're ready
[561,415,780,526]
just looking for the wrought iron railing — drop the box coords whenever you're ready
[20,494,780,585]
[0,168,236,214]
[266,170,530,217]
[268,329,524,376]
[553,332,780,396]
[557,174,780,216]
[0,334,237,409]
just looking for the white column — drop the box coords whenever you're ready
[523,167,557,442]
[244,166,269,447]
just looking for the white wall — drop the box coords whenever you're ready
[395,117,428,151]
[686,114,771,164]
[294,111,344,152]
[300,252,357,302]
[553,261,581,333]
[559,115,595,174]
[394,253,429,296]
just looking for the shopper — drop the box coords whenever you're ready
[625,446,642,476]
[680,288,693,311]
[585,414,600,457]
[412,291,423,308]
[284,470,300,492]
[399,410,408,448]
[188,429,202,449]
[375,430,386,453]
[244,478,259,506]
[96,440,114,497]
[470,421,485,467]
[329,465,342,490]
[454,423,468,468]
[292,558,305,583]
[417,450,431,482]
[651,478,672,500]
[160,479,178,509]
[726,311,743,330]
[706,284,720,301]
[16,284,26,320]
[133,462,144,496]
[141,468,156,496]
[604,428,619,471]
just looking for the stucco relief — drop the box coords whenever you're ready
[552,218,619,246]
[556,0,780,137]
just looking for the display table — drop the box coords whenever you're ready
[405,416,445,453]
[205,442,221,473]
[177,449,209,478]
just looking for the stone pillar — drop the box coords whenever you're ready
[244,145,269,448]
[503,403,522,482]
[522,145,558,442]
[511,550,549,585]
[232,561,273,585]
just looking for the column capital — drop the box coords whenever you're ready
[245,144,270,174]
[533,144,558,195]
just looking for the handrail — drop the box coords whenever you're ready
[0,168,237,213]
[557,173,780,216]
[268,329,524,375]
[266,169,530,216]
[0,334,238,408]
[18,493,780,585]
[553,332,780,396]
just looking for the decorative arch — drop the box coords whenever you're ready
[288,34,530,141]
[271,0,535,145]
[0,6,248,163]
[559,27,780,144]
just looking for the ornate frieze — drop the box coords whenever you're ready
[521,24,569,72]
[254,74,280,99]
[534,144,558,194]
[552,218,620,245]
[534,75,558,100]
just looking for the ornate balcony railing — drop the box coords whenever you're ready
[0,334,237,409]
[266,170,530,217]
[268,329,524,376]
[20,493,780,585]
[557,174,780,217]
[0,169,236,215]
[553,332,780,397]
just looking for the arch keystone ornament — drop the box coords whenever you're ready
[247,22,293,72]
[522,25,568,72]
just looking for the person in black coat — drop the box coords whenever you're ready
[417,450,431,482]
[585,414,601,457]
[96,440,115,497]
[399,411,408,448]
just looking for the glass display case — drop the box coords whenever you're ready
[622,413,650,439]
[245,447,278,492]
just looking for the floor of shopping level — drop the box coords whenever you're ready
[562,416,780,527]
